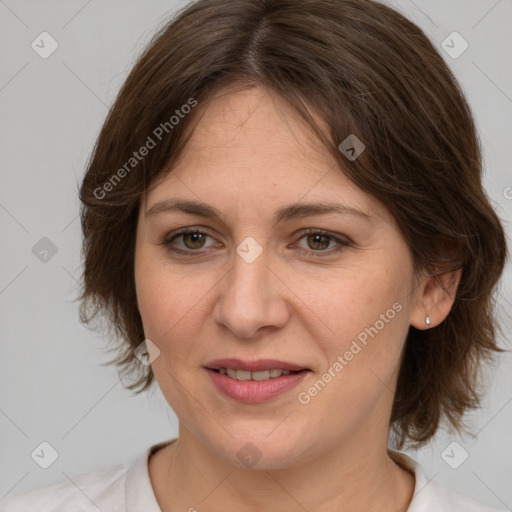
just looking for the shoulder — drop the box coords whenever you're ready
[389,451,507,512]
[0,461,129,512]
[425,477,507,512]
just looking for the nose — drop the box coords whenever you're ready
[212,247,290,339]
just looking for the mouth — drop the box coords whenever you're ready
[204,358,312,403]
[210,367,302,381]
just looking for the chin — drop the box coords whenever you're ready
[207,428,314,470]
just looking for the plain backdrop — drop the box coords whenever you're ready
[1,0,511,508]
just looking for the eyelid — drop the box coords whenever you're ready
[162,227,219,250]
[294,228,351,256]
[298,228,351,244]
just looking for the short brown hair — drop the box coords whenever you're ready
[78,0,508,448]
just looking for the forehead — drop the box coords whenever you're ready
[176,87,331,177]
[143,87,389,225]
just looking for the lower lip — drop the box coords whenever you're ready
[206,369,310,403]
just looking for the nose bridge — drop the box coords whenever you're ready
[213,237,288,337]
[228,240,271,306]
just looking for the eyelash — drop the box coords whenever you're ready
[161,228,351,258]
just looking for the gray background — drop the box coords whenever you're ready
[1,0,511,508]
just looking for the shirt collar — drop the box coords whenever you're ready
[388,450,444,511]
[126,440,174,512]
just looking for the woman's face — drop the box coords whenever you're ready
[134,87,425,468]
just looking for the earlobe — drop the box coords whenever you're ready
[410,267,462,330]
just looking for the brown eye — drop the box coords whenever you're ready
[163,229,217,254]
[181,232,207,249]
[295,229,351,257]
[306,233,331,251]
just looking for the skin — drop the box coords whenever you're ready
[134,86,461,512]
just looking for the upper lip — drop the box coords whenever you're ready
[205,358,309,372]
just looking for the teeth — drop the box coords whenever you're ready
[252,370,270,381]
[219,368,293,381]
[236,370,252,381]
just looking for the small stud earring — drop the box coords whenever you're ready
[425,316,431,326]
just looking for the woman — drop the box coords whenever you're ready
[1,0,508,510]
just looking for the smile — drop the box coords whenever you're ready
[204,359,311,403]
[216,368,297,380]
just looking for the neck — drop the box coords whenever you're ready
[150,427,415,512]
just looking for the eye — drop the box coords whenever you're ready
[161,227,351,257]
[162,228,217,254]
[294,229,351,256]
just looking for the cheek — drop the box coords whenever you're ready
[134,252,216,360]
[297,260,408,339]
[134,257,212,415]
[294,277,409,439]
[300,261,411,387]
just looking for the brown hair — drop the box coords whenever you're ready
[77,0,508,448]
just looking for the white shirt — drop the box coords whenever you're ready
[0,439,506,511]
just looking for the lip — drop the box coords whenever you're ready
[205,358,309,372]
[204,359,311,404]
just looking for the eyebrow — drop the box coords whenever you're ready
[145,199,372,225]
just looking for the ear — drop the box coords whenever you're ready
[410,267,462,330]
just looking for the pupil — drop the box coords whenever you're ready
[309,234,328,250]
[185,233,204,248]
